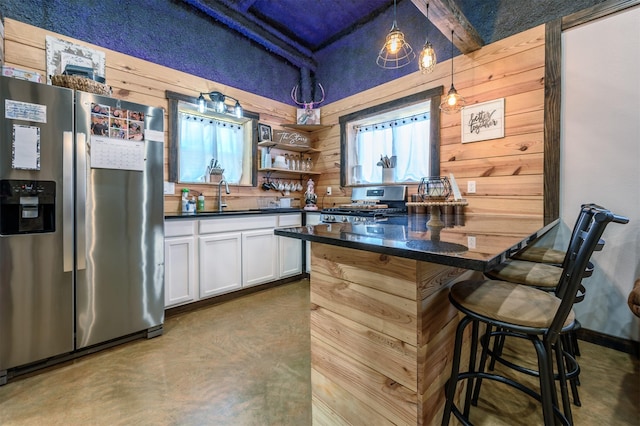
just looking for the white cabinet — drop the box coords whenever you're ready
[278,213,303,278]
[164,212,304,308]
[199,214,279,292]
[164,220,198,308]
[199,232,242,297]
[243,228,278,287]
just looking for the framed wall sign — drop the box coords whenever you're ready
[461,98,505,143]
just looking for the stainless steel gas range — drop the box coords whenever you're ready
[320,185,408,224]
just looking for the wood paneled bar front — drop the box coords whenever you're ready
[275,214,558,425]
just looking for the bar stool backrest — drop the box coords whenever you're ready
[548,206,629,345]
[554,205,600,300]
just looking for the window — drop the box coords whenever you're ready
[340,87,443,186]
[167,91,258,186]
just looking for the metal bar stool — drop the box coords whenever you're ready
[441,206,629,425]
[482,203,607,408]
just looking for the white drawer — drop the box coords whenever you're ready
[165,220,196,237]
[305,212,321,225]
[199,215,278,234]
[278,213,302,227]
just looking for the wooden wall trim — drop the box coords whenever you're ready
[576,328,640,357]
[543,19,561,222]
[562,0,640,30]
[337,86,444,187]
[543,0,638,223]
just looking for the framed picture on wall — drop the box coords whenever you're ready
[258,123,272,142]
[461,98,505,143]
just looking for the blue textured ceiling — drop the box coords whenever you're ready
[242,0,392,51]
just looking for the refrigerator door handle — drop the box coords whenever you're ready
[63,131,74,272]
[76,132,87,271]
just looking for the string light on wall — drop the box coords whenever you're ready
[418,2,437,73]
[376,0,415,69]
[439,30,466,114]
[197,91,243,118]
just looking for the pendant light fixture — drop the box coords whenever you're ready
[418,2,437,74]
[440,30,466,114]
[376,0,415,69]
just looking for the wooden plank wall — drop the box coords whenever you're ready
[309,243,476,425]
[5,18,545,217]
[314,25,546,217]
[3,18,298,214]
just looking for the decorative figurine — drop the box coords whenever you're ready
[304,178,318,211]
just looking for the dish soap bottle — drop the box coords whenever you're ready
[181,188,190,213]
[189,196,196,214]
[197,193,205,212]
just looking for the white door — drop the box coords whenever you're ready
[199,232,242,298]
[279,236,302,278]
[243,229,278,287]
[164,236,197,308]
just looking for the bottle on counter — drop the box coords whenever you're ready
[189,196,196,213]
[197,193,205,212]
[181,188,190,213]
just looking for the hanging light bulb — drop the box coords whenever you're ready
[197,93,206,113]
[418,2,437,74]
[376,0,415,69]
[440,30,466,114]
[234,100,243,118]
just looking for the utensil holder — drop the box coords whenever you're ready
[209,168,224,181]
[382,168,395,183]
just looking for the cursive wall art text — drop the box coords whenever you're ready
[461,98,505,143]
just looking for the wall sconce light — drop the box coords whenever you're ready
[198,91,243,118]
[418,2,437,74]
[439,30,466,114]
[376,0,415,69]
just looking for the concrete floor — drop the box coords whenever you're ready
[0,279,637,425]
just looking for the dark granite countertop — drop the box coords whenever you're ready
[275,214,559,272]
[165,208,303,220]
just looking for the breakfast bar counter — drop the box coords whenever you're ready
[275,214,558,425]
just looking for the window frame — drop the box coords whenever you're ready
[166,90,259,187]
[339,86,443,187]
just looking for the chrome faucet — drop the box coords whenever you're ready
[218,176,230,212]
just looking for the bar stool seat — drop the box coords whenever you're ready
[512,246,566,264]
[450,279,575,330]
[486,259,563,289]
[486,259,594,291]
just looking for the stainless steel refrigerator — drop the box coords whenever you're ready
[0,76,164,384]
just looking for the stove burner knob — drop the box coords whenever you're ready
[327,215,335,222]
[341,216,348,222]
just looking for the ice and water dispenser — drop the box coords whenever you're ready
[0,179,56,235]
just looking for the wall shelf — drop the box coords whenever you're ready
[258,141,319,153]
[259,167,321,176]
[282,124,331,132]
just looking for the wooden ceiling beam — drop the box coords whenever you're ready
[411,0,484,54]
[183,0,316,70]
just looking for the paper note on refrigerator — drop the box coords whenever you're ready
[90,136,145,171]
[12,124,40,170]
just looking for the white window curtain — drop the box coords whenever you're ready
[178,112,243,183]
[354,112,430,183]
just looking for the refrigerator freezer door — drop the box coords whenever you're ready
[0,76,75,371]
[75,92,164,349]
